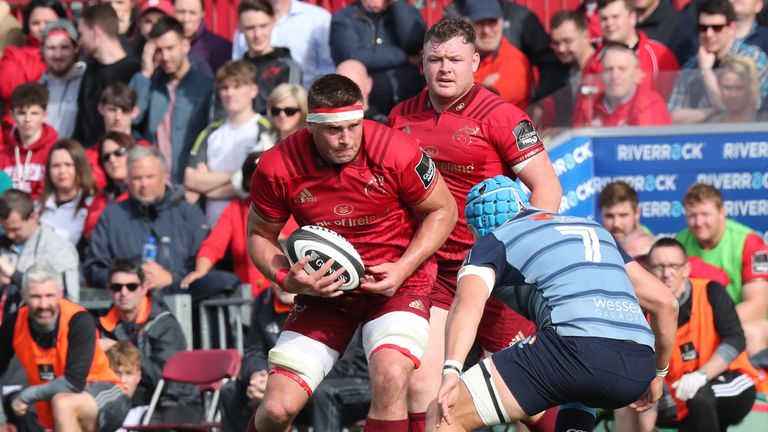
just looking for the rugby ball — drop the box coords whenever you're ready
[285,225,365,290]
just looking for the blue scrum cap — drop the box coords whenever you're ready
[465,175,530,238]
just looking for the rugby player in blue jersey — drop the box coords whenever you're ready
[430,176,679,432]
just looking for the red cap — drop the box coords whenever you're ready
[140,0,175,16]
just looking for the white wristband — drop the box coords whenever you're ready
[442,359,463,377]
[656,364,669,377]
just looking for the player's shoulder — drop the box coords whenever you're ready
[464,86,530,125]
[390,90,430,120]
[363,120,423,169]
[256,130,311,178]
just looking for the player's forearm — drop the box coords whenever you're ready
[649,293,679,371]
[247,234,289,280]
[444,287,486,366]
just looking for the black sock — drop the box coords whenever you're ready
[555,403,596,432]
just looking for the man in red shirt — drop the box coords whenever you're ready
[388,17,562,432]
[247,73,457,432]
[582,0,679,96]
[573,43,671,126]
[458,0,532,108]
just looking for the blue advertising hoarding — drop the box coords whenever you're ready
[548,126,768,242]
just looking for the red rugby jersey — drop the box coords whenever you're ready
[250,120,439,290]
[388,85,544,261]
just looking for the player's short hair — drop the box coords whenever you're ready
[598,181,639,210]
[0,189,35,220]
[109,257,146,284]
[80,3,120,39]
[238,0,274,18]
[216,60,258,89]
[597,0,634,13]
[697,0,737,23]
[149,16,185,40]
[106,341,142,371]
[100,83,138,112]
[550,9,589,32]
[424,17,476,47]
[683,182,723,209]
[10,82,49,110]
[648,237,688,260]
[307,74,363,110]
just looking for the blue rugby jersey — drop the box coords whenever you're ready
[464,210,655,349]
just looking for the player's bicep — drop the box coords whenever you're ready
[249,167,291,223]
[247,205,284,243]
[457,265,496,299]
[514,151,562,213]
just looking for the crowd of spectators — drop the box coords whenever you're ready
[0,0,764,431]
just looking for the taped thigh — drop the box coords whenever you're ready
[460,358,511,426]
[362,311,429,367]
[267,330,340,395]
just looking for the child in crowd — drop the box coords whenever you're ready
[0,82,58,199]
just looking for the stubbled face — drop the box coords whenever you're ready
[362,0,389,13]
[473,18,503,54]
[42,35,79,78]
[110,271,147,317]
[308,118,363,164]
[684,199,726,247]
[599,1,637,44]
[600,201,640,242]
[174,0,204,38]
[49,149,77,194]
[153,30,190,77]
[77,21,98,56]
[128,156,166,204]
[550,20,590,65]
[648,246,690,292]
[240,10,274,56]
[423,36,480,108]
[29,7,59,40]
[25,280,63,328]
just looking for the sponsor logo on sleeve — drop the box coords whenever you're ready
[513,120,540,151]
[753,250,768,274]
[414,150,437,189]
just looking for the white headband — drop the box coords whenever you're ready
[306,105,365,123]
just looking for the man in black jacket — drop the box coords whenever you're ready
[97,258,200,421]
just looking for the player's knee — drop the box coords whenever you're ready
[259,397,299,425]
[370,351,411,390]
[51,392,79,415]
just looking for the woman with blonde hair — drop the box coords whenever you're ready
[266,83,307,142]
[710,56,760,123]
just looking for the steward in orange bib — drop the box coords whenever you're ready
[0,262,130,431]
[648,239,765,432]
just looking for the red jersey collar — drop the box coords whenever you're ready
[424,84,482,114]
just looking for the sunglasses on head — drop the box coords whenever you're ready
[698,23,728,33]
[100,146,128,163]
[270,107,300,117]
[109,282,141,292]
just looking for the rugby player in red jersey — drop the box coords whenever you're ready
[388,17,563,432]
[246,73,457,432]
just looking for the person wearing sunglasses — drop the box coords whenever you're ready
[669,0,768,124]
[266,83,307,143]
[97,257,201,421]
[37,139,101,249]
